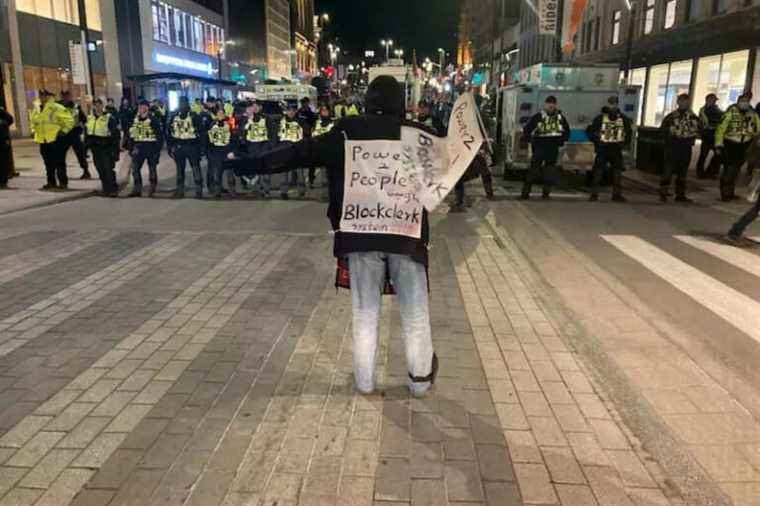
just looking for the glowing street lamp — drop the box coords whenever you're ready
[380,39,394,62]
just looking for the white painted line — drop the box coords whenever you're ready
[602,235,760,345]
[675,235,760,279]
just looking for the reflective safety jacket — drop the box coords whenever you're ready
[191,102,203,114]
[208,120,232,147]
[86,113,115,137]
[522,110,571,150]
[699,105,723,132]
[345,104,360,116]
[245,116,269,142]
[716,105,760,146]
[587,108,633,148]
[313,118,335,137]
[661,109,700,146]
[31,100,75,144]
[224,102,234,117]
[85,112,120,149]
[168,112,203,142]
[279,117,303,143]
[128,114,164,148]
[600,115,625,143]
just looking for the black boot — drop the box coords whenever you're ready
[127,186,142,198]
[148,183,157,198]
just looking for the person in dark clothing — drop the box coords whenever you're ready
[206,106,237,198]
[659,93,700,203]
[277,102,305,199]
[586,96,633,202]
[225,76,439,397]
[126,100,164,197]
[58,91,91,179]
[0,106,13,189]
[239,100,273,196]
[452,149,495,211]
[716,92,760,201]
[521,95,571,200]
[84,98,120,197]
[697,93,723,179]
[167,96,206,199]
[310,104,335,193]
[118,98,134,149]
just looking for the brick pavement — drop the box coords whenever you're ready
[0,201,739,505]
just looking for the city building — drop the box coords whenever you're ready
[0,0,122,135]
[290,0,316,82]
[227,0,292,83]
[567,0,760,128]
[115,0,236,106]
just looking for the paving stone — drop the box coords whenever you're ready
[375,458,411,502]
[513,463,557,505]
[555,484,598,506]
[483,481,522,506]
[410,479,446,506]
[444,460,484,502]
[7,431,65,467]
[584,465,636,506]
[541,446,586,484]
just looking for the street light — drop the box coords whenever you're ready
[437,48,445,75]
[322,13,329,21]
[394,49,404,59]
[380,39,394,62]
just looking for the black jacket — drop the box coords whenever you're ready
[0,107,13,144]
[586,107,633,149]
[125,113,164,150]
[226,76,435,265]
[522,110,571,150]
[166,110,205,147]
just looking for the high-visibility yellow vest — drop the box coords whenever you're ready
[31,101,75,144]
[313,119,334,137]
[245,117,269,142]
[334,104,345,118]
[535,112,565,137]
[600,114,625,143]
[208,122,231,147]
[224,103,234,116]
[279,118,303,142]
[130,116,157,142]
[665,110,700,139]
[171,114,198,140]
[191,103,203,114]
[716,105,760,146]
[86,113,112,137]
[346,104,359,116]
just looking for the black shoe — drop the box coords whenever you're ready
[720,196,733,203]
[541,193,550,200]
[612,194,626,203]
[148,185,157,198]
[280,192,289,200]
[725,233,743,245]
[195,189,203,199]
[675,195,693,203]
[485,191,495,200]
[519,193,530,200]
[449,204,466,213]
[127,189,141,198]
[80,173,92,180]
[58,184,68,191]
[41,184,57,191]
[172,191,184,199]
[659,193,668,203]
[588,193,599,202]
[106,191,119,198]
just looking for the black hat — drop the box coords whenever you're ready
[286,101,298,110]
[137,99,150,106]
[545,96,557,104]
[677,93,690,101]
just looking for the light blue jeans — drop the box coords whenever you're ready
[347,251,434,396]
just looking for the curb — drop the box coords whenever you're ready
[0,189,97,217]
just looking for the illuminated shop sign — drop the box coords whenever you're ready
[151,47,216,77]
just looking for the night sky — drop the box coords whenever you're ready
[314,0,462,66]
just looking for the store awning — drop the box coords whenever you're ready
[127,72,239,87]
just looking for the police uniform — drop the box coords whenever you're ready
[310,115,335,193]
[278,115,304,198]
[206,118,236,198]
[242,112,272,194]
[697,104,724,178]
[587,107,633,201]
[127,112,164,197]
[660,108,700,201]
[716,104,760,201]
[31,98,75,189]
[85,110,120,196]
[59,99,90,177]
[521,110,570,199]
[167,110,205,198]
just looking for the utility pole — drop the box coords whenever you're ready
[76,0,96,96]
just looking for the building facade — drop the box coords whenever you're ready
[567,0,760,127]
[290,0,316,81]
[1,0,121,135]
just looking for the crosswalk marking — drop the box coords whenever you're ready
[602,235,760,346]
[675,235,760,279]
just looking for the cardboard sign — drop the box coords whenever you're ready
[339,93,484,239]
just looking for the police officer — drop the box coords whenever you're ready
[59,91,91,180]
[240,101,272,196]
[31,90,75,190]
[277,102,304,199]
[206,106,236,199]
[0,106,14,190]
[587,96,633,202]
[716,92,760,201]
[167,96,205,199]
[697,93,723,179]
[521,96,570,200]
[660,93,700,203]
[84,97,120,197]
[126,99,164,198]
[310,104,335,194]
[192,98,203,114]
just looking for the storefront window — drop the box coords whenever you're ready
[630,68,647,125]
[84,0,101,31]
[174,10,186,48]
[664,0,677,29]
[151,0,223,57]
[645,64,669,126]
[665,60,693,112]
[643,0,655,34]
[693,50,749,110]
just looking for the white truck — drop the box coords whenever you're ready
[368,64,422,112]
[500,63,641,176]
[253,84,318,104]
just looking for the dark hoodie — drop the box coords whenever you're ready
[225,76,438,265]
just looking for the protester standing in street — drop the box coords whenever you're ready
[126,99,163,198]
[716,92,760,202]
[697,93,724,179]
[206,106,236,199]
[118,98,134,150]
[659,93,700,203]
[31,90,75,190]
[241,101,273,196]
[587,96,633,202]
[58,91,91,180]
[225,76,439,397]
[277,102,305,199]
[167,96,205,199]
[0,106,13,190]
[84,98,120,197]
[521,96,570,200]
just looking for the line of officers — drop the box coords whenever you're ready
[30,92,345,199]
[520,91,760,203]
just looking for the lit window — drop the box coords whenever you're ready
[611,10,622,45]
[644,0,656,34]
[687,0,700,20]
[713,0,727,14]
[665,0,677,28]
[174,10,185,48]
